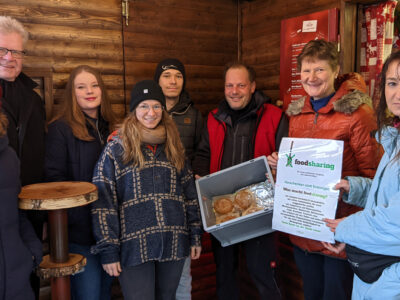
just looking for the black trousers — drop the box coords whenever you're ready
[211,233,281,300]
[293,246,353,300]
[28,211,45,300]
[119,260,185,300]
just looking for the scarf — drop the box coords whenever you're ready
[393,116,400,129]
[139,124,166,145]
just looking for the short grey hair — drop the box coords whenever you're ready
[0,16,29,45]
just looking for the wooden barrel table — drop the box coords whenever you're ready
[19,181,98,300]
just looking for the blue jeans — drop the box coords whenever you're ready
[69,243,114,300]
[175,257,191,300]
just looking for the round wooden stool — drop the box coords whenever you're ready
[19,181,98,300]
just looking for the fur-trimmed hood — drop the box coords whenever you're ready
[287,72,372,116]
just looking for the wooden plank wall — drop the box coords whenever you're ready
[122,2,237,298]
[0,1,237,298]
[0,0,126,118]
[240,1,340,299]
[124,0,238,115]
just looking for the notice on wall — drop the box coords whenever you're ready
[272,138,343,243]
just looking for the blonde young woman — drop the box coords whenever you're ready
[45,65,117,300]
[91,80,202,300]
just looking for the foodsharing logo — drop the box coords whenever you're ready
[285,141,295,167]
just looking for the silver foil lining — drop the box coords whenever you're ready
[237,179,274,211]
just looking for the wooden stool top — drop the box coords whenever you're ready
[19,181,98,210]
[37,253,87,279]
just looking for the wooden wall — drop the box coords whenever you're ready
[124,0,238,114]
[0,0,126,117]
[0,0,237,298]
[0,0,237,118]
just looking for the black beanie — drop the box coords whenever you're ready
[154,58,186,90]
[129,80,166,112]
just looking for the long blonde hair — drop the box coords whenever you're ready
[50,65,118,141]
[119,110,185,171]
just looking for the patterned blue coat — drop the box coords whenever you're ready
[91,137,202,267]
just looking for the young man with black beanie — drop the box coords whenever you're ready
[154,58,203,299]
[154,58,203,163]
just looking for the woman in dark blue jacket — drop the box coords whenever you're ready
[44,65,118,300]
[0,98,42,300]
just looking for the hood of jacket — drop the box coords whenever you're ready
[377,126,400,156]
[287,72,371,116]
[168,90,193,115]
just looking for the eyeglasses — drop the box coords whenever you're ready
[0,47,26,58]
[137,103,163,112]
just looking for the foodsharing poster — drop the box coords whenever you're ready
[272,137,343,243]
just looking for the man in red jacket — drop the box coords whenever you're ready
[193,62,288,300]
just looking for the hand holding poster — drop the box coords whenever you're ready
[272,137,343,243]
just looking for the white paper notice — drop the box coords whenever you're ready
[272,137,343,243]
[302,20,317,32]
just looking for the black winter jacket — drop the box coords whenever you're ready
[0,134,42,300]
[45,117,109,245]
[168,91,203,163]
[1,72,46,240]
[193,90,288,176]
[1,73,45,186]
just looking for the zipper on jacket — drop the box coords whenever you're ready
[95,119,104,146]
[314,113,319,124]
[231,125,239,166]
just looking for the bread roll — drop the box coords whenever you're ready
[213,197,234,214]
[234,189,254,210]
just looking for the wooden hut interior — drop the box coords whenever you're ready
[1,0,399,299]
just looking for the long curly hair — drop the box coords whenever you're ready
[119,110,185,172]
[50,65,118,141]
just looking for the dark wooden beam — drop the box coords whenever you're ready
[340,0,358,74]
